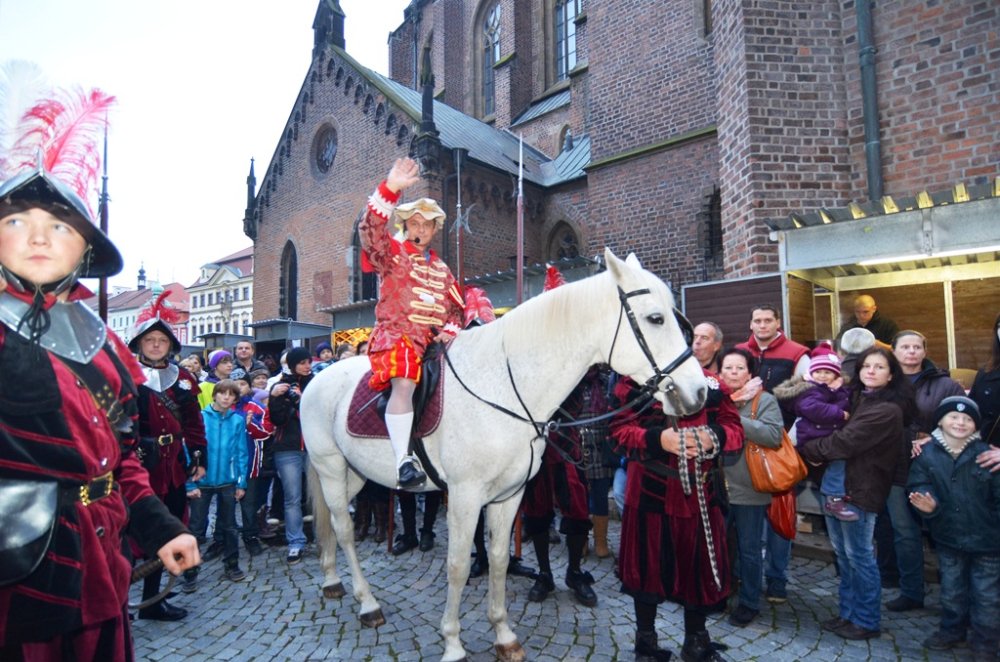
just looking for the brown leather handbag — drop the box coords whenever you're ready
[745,394,807,493]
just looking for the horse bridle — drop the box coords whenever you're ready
[444,284,696,435]
[608,285,695,403]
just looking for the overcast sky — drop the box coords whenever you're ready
[0,0,411,290]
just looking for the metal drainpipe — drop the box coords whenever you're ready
[856,0,884,201]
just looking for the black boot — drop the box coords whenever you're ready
[353,499,372,541]
[372,499,389,544]
[635,629,674,661]
[566,569,598,607]
[680,631,727,662]
[391,533,418,556]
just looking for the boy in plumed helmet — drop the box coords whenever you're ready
[360,157,464,489]
[907,396,1000,656]
[0,160,199,655]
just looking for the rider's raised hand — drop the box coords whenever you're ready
[386,157,421,193]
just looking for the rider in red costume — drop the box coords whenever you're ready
[359,157,464,489]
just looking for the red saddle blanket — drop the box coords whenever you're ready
[346,370,445,439]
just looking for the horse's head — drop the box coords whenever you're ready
[603,248,707,416]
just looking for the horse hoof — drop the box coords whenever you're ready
[322,583,346,599]
[495,641,526,662]
[359,608,386,628]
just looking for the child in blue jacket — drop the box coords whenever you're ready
[187,379,250,582]
[908,396,1000,656]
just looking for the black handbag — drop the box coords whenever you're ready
[0,479,59,587]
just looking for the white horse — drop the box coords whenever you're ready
[300,249,707,662]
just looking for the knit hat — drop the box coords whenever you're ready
[934,396,981,429]
[838,327,876,356]
[248,368,270,382]
[230,367,249,383]
[208,349,233,371]
[285,347,312,370]
[315,342,333,357]
[809,342,841,377]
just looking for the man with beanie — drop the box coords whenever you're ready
[268,346,314,563]
[359,157,464,489]
[908,396,1000,658]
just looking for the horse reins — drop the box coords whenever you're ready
[442,284,698,492]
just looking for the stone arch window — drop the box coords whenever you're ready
[363,94,374,114]
[326,60,335,78]
[335,66,344,86]
[374,102,385,126]
[279,241,298,319]
[555,0,580,81]
[345,76,354,95]
[546,221,580,261]
[479,2,501,118]
[385,113,397,136]
[396,124,409,147]
[351,210,378,302]
[695,0,713,38]
[354,85,363,104]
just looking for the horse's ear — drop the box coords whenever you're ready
[604,248,631,284]
[624,253,642,269]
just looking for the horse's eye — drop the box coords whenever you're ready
[646,313,665,325]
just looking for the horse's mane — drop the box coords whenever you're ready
[477,270,612,356]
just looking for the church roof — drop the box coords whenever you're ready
[338,48,588,188]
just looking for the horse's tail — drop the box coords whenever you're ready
[308,462,334,552]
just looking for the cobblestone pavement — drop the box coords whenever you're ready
[132,514,974,661]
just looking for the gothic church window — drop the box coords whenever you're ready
[555,0,579,81]
[547,221,580,261]
[481,2,501,117]
[279,241,298,319]
[351,210,378,302]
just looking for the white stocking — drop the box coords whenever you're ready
[385,412,414,467]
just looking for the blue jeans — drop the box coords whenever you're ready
[274,450,307,550]
[883,484,925,602]
[612,466,627,515]
[238,476,266,540]
[730,504,768,610]
[826,510,881,631]
[937,546,1000,653]
[764,520,791,592]
[820,460,846,497]
[188,484,239,564]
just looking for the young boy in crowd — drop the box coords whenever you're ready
[775,342,854,520]
[908,396,1000,658]
[188,380,250,582]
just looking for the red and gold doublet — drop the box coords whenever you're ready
[360,181,464,389]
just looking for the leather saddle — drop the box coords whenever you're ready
[346,342,445,440]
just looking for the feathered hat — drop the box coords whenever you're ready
[0,64,121,280]
[129,290,183,354]
[543,264,566,291]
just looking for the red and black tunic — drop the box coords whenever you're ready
[611,372,743,608]
[0,286,186,654]
[136,367,206,497]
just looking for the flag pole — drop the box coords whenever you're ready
[98,118,109,322]
[516,134,524,305]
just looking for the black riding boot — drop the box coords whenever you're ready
[636,630,674,661]
[680,609,727,662]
